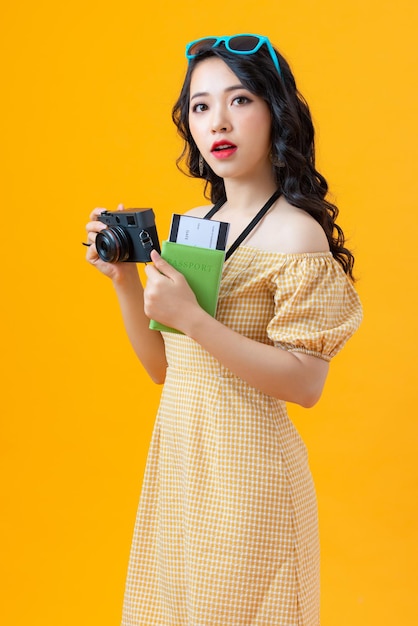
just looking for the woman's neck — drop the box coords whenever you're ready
[222,173,278,216]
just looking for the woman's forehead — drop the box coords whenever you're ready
[190,57,240,92]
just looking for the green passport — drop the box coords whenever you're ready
[149,240,225,334]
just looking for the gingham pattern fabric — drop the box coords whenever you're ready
[122,248,362,626]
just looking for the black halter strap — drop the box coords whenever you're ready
[203,189,281,260]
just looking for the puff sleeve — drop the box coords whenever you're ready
[266,253,362,361]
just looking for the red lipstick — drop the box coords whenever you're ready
[211,140,237,159]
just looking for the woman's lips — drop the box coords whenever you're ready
[211,141,237,159]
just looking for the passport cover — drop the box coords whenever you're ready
[149,240,225,334]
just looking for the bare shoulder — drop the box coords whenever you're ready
[184,205,212,218]
[252,196,330,254]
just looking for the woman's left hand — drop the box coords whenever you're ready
[144,249,201,332]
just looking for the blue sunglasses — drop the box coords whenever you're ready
[185,34,282,78]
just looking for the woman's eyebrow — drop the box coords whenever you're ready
[190,84,245,101]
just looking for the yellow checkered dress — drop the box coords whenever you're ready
[122,248,362,626]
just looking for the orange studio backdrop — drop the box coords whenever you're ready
[1,1,417,625]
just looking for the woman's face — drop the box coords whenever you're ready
[188,57,273,183]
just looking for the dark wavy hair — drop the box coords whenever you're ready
[172,42,355,279]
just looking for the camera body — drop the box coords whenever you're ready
[96,209,160,263]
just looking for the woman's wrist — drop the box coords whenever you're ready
[182,305,216,341]
[111,263,141,288]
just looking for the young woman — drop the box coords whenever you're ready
[85,34,362,626]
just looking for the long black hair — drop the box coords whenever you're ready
[172,42,355,279]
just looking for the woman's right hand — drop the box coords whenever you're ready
[85,204,139,282]
[85,204,167,383]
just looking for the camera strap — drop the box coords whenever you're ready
[203,189,281,260]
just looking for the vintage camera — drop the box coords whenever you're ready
[96,209,160,263]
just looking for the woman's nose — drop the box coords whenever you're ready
[211,108,231,133]
[212,124,228,133]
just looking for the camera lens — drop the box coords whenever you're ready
[96,226,131,262]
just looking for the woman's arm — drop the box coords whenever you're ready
[186,312,328,407]
[86,208,167,384]
[111,269,167,384]
[144,251,328,406]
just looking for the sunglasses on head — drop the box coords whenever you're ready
[185,34,282,78]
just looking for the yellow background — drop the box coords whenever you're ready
[1,1,417,624]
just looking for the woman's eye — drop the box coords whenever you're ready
[233,96,251,105]
[192,103,208,113]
